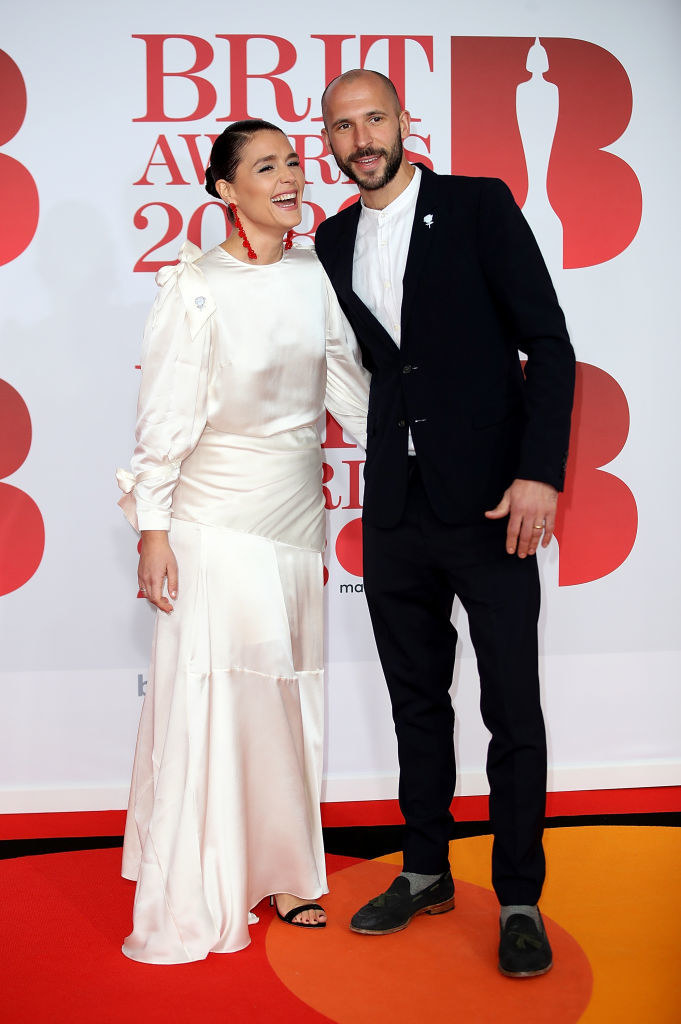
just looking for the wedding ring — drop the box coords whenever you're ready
[533,524,543,530]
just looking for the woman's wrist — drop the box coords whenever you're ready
[141,529,170,546]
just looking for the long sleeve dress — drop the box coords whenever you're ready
[116,240,370,964]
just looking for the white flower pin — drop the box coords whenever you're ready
[423,214,434,229]
[195,296,206,309]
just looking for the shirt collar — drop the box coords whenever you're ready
[359,165,421,222]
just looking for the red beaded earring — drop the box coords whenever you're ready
[284,229,294,251]
[229,203,257,260]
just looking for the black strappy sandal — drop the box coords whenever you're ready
[270,895,327,928]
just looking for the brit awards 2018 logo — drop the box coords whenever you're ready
[128,32,640,588]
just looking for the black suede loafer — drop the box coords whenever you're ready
[498,912,553,977]
[350,872,455,935]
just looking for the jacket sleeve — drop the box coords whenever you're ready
[478,178,575,490]
[321,266,370,450]
[116,244,213,531]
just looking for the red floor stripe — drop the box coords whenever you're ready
[321,786,681,827]
[0,810,127,840]
[545,786,681,817]
[321,795,491,826]
[1,787,678,840]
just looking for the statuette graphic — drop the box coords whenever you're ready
[516,37,563,272]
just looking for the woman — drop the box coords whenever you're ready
[116,119,369,964]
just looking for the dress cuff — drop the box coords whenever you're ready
[136,510,172,532]
[116,466,176,533]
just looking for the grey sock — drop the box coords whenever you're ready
[500,904,541,928]
[400,871,445,895]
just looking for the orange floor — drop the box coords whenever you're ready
[269,826,681,1023]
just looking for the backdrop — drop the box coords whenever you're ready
[1,0,680,813]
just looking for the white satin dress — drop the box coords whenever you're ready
[117,240,369,964]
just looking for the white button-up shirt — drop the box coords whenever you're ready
[352,165,421,453]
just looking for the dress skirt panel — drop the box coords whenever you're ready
[122,481,327,963]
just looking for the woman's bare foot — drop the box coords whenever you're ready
[273,894,327,925]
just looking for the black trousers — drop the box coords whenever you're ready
[362,461,546,906]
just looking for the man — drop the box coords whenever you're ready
[315,70,575,977]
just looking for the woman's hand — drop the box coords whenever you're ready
[138,530,178,613]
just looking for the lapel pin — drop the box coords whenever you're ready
[423,214,434,229]
[195,296,206,309]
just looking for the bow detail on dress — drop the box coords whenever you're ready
[155,240,204,287]
[116,468,136,494]
[155,241,216,340]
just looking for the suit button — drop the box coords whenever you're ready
[397,418,406,428]
[402,364,412,374]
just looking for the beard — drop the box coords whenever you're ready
[331,129,404,191]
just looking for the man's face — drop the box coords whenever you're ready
[322,75,410,191]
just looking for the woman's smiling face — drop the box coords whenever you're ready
[215,129,304,235]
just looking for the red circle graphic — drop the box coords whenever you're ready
[0,50,27,145]
[0,379,32,477]
[0,154,39,266]
[335,517,363,577]
[0,484,45,595]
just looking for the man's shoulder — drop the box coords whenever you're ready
[316,200,359,241]
[417,170,519,227]
[422,166,512,200]
[315,201,359,269]
[315,171,515,256]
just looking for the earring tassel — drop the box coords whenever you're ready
[229,203,257,260]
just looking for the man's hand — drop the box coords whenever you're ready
[485,479,558,558]
[138,530,178,613]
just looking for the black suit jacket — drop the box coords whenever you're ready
[315,164,575,528]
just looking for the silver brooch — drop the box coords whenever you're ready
[195,296,206,309]
[423,214,434,229]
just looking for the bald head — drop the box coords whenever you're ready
[320,68,413,206]
[321,69,403,124]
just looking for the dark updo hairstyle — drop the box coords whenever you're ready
[205,119,286,224]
